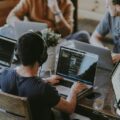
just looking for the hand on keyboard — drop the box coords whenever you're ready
[71,82,87,95]
[59,80,73,87]
[46,75,63,85]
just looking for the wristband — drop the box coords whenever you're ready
[54,11,62,16]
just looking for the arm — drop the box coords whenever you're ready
[112,54,120,63]
[6,0,29,26]
[48,0,74,37]
[91,30,120,64]
[44,75,63,85]
[55,82,86,113]
[90,12,111,48]
[90,31,106,48]
[44,80,86,113]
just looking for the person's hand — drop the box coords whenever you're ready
[39,19,54,28]
[71,82,87,95]
[46,75,63,85]
[112,53,120,63]
[47,0,60,14]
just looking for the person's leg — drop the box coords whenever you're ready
[65,31,90,43]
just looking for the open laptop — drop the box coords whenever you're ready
[61,40,113,71]
[0,35,16,73]
[14,21,48,39]
[111,62,120,109]
[60,40,114,87]
[55,46,98,97]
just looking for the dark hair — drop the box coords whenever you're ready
[112,0,120,4]
[17,32,44,66]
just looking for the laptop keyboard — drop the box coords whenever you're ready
[77,88,88,97]
[59,80,73,88]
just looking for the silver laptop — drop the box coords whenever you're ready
[111,62,120,106]
[61,41,113,71]
[14,21,48,39]
[0,35,16,73]
[55,46,98,97]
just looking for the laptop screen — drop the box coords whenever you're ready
[61,41,113,71]
[0,36,16,66]
[56,47,98,85]
[112,62,120,103]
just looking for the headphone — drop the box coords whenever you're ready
[29,30,48,66]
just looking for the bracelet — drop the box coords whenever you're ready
[54,11,62,16]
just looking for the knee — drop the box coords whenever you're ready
[75,30,90,43]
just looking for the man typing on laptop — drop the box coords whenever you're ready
[55,46,98,98]
[0,32,87,120]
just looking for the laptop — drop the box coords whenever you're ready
[61,40,113,71]
[55,46,98,97]
[111,62,120,108]
[0,35,16,73]
[14,21,48,39]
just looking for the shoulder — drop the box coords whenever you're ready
[26,77,55,93]
[0,68,15,77]
[30,78,60,100]
[106,11,111,17]
[98,11,111,24]
[104,11,112,20]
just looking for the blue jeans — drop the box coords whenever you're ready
[65,30,90,43]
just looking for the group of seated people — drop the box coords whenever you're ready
[0,0,120,120]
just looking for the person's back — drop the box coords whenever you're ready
[0,68,60,120]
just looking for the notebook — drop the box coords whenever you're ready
[0,35,16,73]
[14,21,48,39]
[111,62,120,106]
[55,46,98,97]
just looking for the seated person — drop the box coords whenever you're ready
[90,0,120,63]
[0,31,86,120]
[6,0,74,37]
[6,0,90,42]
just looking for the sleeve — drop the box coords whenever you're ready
[9,0,30,20]
[96,12,111,36]
[54,1,74,37]
[63,1,74,26]
[44,84,60,107]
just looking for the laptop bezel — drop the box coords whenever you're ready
[0,35,16,67]
[55,46,99,86]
